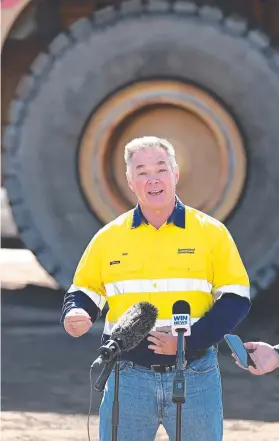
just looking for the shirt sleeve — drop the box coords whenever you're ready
[61,233,107,323]
[211,222,250,301]
[72,234,106,309]
[186,293,251,351]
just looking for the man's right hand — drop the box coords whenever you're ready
[232,341,279,375]
[64,308,92,337]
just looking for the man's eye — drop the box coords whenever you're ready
[158,169,167,173]
[138,172,147,176]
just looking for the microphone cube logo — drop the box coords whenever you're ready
[172,314,191,336]
[173,315,190,326]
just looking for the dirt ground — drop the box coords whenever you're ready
[1,247,279,441]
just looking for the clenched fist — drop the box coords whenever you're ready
[64,308,92,337]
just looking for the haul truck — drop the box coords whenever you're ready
[2,0,279,297]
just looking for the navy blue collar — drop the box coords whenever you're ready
[131,197,186,229]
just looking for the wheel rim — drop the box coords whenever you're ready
[78,80,246,223]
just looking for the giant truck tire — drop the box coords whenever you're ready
[3,1,279,296]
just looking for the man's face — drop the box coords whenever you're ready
[127,146,179,208]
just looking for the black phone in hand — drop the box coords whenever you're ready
[224,334,255,369]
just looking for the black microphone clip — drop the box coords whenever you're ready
[91,336,122,367]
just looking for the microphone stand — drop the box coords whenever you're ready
[112,354,120,441]
[93,353,121,441]
[172,329,187,441]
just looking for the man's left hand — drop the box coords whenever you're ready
[147,331,179,355]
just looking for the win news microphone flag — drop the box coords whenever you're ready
[92,301,158,366]
[171,300,191,336]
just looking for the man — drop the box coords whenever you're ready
[233,341,279,375]
[62,136,251,441]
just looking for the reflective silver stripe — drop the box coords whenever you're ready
[68,284,106,309]
[213,284,250,300]
[103,317,200,335]
[105,278,212,297]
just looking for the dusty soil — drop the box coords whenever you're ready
[1,248,279,441]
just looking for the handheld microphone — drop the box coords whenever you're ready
[171,300,191,336]
[92,301,158,367]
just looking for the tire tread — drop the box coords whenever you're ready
[3,0,279,293]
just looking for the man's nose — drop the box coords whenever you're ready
[148,176,159,184]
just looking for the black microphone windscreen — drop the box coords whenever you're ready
[172,300,191,315]
[111,302,158,351]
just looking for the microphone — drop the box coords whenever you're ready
[92,301,158,367]
[171,301,190,410]
[171,300,191,336]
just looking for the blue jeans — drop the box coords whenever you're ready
[99,347,223,441]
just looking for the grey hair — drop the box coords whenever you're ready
[124,136,177,174]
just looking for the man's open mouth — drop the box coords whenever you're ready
[148,190,164,196]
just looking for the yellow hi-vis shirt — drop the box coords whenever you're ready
[70,201,250,335]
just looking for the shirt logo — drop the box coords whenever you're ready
[178,248,195,254]
[110,260,120,265]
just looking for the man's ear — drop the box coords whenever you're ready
[126,172,134,193]
[174,165,179,186]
